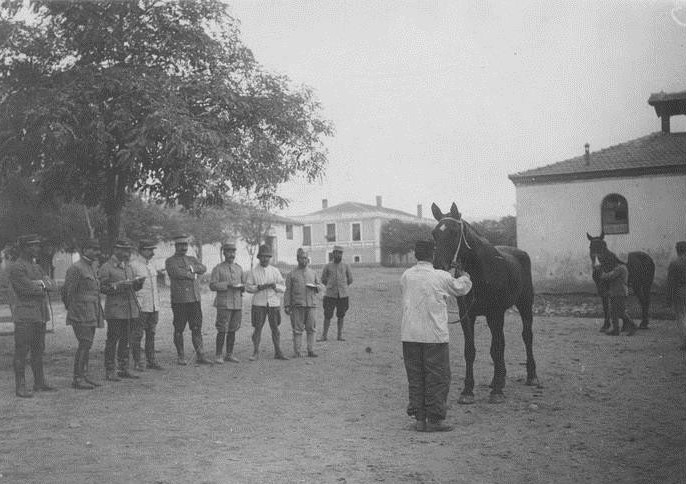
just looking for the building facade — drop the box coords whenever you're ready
[509,91,686,292]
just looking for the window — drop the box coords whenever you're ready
[601,194,629,234]
[351,223,361,241]
[286,224,293,240]
[303,226,311,246]
[326,223,336,242]
[353,255,360,263]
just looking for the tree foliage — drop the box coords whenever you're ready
[230,202,273,267]
[381,219,434,258]
[471,216,517,247]
[0,1,333,247]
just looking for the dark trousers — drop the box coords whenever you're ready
[105,319,131,372]
[72,324,95,380]
[14,321,46,383]
[609,296,633,330]
[131,311,159,365]
[251,306,283,355]
[172,302,203,356]
[402,342,451,423]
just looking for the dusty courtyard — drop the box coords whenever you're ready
[0,267,684,484]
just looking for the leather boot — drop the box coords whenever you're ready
[336,318,345,341]
[106,370,121,382]
[72,378,95,390]
[317,319,330,341]
[293,334,302,357]
[306,333,317,357]
[15,372,33,398]
[32,362,56,392]
[599,321,610,333]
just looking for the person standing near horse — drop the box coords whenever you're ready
[284,248,321,358]
[400,240,472,432]
[209,242,244,363]
[165,234,211,365]
[130,240,163,371]
[666,241,686,350]
[8,234,57,397]
[63,238,104,390]
[100,239,145,381]
[596,251,637,336]
[245,244,288,361]
[319,245,353,341]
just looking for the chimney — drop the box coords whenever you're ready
[417,204,423,218]
[376,195,382,207]
[322,199,328,209]
[661,115,671,134]
[584,143,590,165]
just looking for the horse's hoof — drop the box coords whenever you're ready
[457,394,475,405]
[488,393,506,404]
[525,377,540,387]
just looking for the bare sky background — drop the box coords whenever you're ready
[229,0,686,221]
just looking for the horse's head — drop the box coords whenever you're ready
[587,231,607,268]
[431,202,469,271]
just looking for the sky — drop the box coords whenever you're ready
[229,0,686,221]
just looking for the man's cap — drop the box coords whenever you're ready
[257,244,272,257]
[81,239,101,250]
[173,234,190,244]
[221,241,237,250]
[676,241,686,252]
[414,240,435,254]
[16,234,41,247]
[332,245,344,252]
[138,239,157,250]
[297,248,308,257]
[113,239,134,249]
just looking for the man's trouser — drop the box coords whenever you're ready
[402,342,450,423]
[251,306,283,355]
[171,302,203,357]
[131,311,159,365]
[72,323,95,380]
[14,321,46,384]
[105,319,131,372]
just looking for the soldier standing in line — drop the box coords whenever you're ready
[319,245,353,341]
[284,248,320,358]
[130,240,163,371]
[165,234,211,365]
[100,239,144,381]
[63,239,105,390]
[8,234,57,397]
[209,242,244,363]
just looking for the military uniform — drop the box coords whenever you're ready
[209,244,244,363]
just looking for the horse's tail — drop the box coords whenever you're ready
[627,251,655,289]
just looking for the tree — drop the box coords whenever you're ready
[0,1,333,248]
[166,205,234,263]
[472,216,517,247]
[380,219,434,266]
[231,203,273,268]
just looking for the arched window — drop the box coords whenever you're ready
[601,194,629,234]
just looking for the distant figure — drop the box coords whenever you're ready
[209,242,244,363]
[63,239,104,390]
[165,234,210,365]
[8,234,57,398]
[596,251,637,336]
[100,239,144,381]
[130,240,163,371]
[319,245,353,341]
[400,240,472,432]
[245,244,288,361]
[667,241,686,350]
[284,248,321,358]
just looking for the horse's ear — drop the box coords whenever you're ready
[450,202,461,219]
[587,232,593,241]
[431,203,443,221]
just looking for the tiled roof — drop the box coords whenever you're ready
[297,201,433,223]
[509,132,686,185]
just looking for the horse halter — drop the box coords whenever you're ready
[439,216,472,269]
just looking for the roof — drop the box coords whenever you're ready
[297,201,433,223]
[509,132,686,185]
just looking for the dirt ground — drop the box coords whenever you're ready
[0,266,684,484]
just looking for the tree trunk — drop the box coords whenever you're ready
[105,210,122,254]
[194,243,203,263]
[84,205,95,238]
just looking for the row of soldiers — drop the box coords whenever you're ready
[5,234,353,397]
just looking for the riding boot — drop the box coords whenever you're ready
[83,350,101,386]
[174,331,187,365]
[273,328,288,360]
[599,321,610,333]
[32,361,56,392]
[215,332,225,363]
[336,318,345,341]
[293,334,302,357]
[306,333,317,357]
[15,370,33,398]
[318,319,330,341]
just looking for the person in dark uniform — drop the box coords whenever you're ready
[8,234,57,397]
[63,239,105,390]
[165,234,210,365]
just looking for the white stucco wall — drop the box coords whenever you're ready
[515,174,686,292]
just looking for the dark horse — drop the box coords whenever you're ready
[586,232,655,329]
[431,203,539,404]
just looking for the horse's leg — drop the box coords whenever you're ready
[636,282,651,329]
[458,318,476,405]
[599,295,610,332]
[517,301,539,386]
[487,313,506,403]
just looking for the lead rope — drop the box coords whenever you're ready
[440,217,474,324]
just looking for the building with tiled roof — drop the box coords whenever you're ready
[508,92,686,292]
[292,196,434,265]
